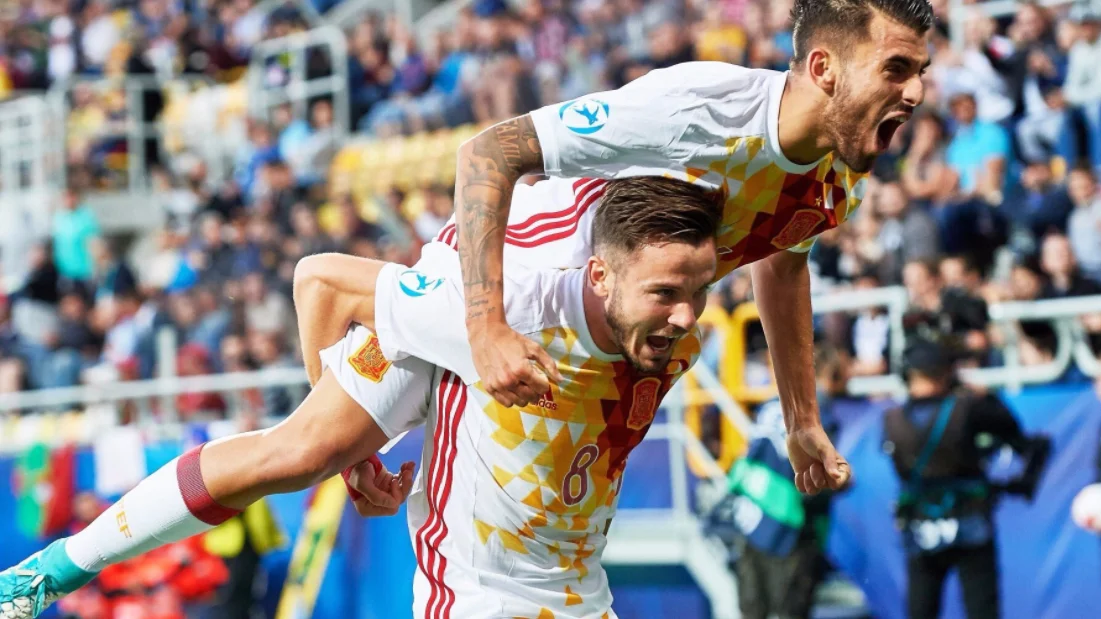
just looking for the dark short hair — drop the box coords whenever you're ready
[790,0,934,67]
[593,176,723,262]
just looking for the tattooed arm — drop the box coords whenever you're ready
[455,115,563,407]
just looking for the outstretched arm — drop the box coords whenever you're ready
[455,115,562,406]
[750,250,850,494]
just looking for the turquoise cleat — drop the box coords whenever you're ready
[0,540,96,619]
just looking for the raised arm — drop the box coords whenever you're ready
[455,115,563,407]
[750,250,851,494]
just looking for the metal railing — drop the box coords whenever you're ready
[723,286,910,403]
[2,287,1098,429]
[47,75,216,194]
[961,294,1101,391]
[247,26,350,137]
[0,94,61,291]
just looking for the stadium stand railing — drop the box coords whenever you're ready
[246,25,352,137]
[48,75,217,194]
[0,93,61,290]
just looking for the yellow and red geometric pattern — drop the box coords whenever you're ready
[471,325,702,609]
[672,136,869,282]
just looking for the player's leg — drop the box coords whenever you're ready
[0,327,433,619]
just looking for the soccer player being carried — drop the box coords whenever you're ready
[1,0,933,615]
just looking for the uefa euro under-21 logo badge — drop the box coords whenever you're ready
[559,97,610,135]
[399,269,444,297]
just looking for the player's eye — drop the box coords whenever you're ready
[652,288,676,300]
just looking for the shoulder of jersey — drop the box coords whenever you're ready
[638,62,778,94]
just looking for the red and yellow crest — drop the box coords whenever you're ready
[348,334,391,383]
[771,209,826,249]
[627,377,662,430]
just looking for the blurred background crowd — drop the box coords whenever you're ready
[3,0,1101,408]
[2,1,1101,618]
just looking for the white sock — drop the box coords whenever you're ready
[64,444,241,572]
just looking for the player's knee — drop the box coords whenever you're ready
[292,254,329,301]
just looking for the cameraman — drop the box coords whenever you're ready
[883,337,1050,619]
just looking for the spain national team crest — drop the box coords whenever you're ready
[348,334,391,383]
[627,377,662,430]
[771,209,827,249]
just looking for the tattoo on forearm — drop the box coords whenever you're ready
[455,116,543,312]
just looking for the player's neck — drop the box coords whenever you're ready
[582,280,620,355]
[777,74,834,165]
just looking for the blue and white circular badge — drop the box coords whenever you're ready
[398,269,444,297]
[558,97,610,135]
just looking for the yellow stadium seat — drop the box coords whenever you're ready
[359,141,385,169]
[402,190,428,220]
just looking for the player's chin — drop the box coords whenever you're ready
[634,349,674,374]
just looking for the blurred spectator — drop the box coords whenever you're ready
[945,92,1011,201]
[241,271,294,346]
[1038,233,1101,298]
[176,342,228,419]
[248,331,296,416]
[1066,167,1101,282]
[289,203,340,257]
[900,112,956,209]
[0,295,25,394]
[1003,161,1074,252]
[33,290,100,390]
[188,212,237,288]
[281,99,339,186]
[720,344,846,619]
[904,259,944,315]
[98,290,147,372]
[936,12,1015,123]
[89,238,138,304]
[323,194,385,248]
[874,181,940,285]
[52,189,101,283]
[850,270,890,377]
[1063,9,1101,169]
[413,184,454,244]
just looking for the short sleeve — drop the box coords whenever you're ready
[528,62,759,180]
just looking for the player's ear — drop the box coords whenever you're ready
[588,256,612,299]
[806,48,837,95]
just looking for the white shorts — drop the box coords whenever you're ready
[318,324,434,445]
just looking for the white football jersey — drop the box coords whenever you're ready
[386,264,701,619]
[432,62,870,281]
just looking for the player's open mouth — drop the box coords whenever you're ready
[646,336,673,352]
[875,115,909,152]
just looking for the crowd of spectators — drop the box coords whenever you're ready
[2,0,1101,419]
